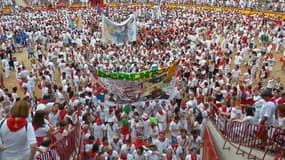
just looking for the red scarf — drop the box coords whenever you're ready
[58,127,65,134]
[59,109,67,120]
[33,124,40,131]
[222,107,227,112]
[89,152,96,158]
[191,154,197,160]
[7,118,27,132]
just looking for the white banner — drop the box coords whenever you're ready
[101,14,136,45]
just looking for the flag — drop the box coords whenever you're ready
[97,4,102,15]
[76,12,82,29]
[105,6,109,15]
[101,14,136,45]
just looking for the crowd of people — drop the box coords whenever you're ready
[0,1,284,160]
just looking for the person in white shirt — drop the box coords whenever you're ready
[0,100,37,160]
[1,56,10,78]
[104,145,119,159]
[185,147,201,160]
[153,130,170,154]
[106,118,119,144]
[259,90,275,126]
[231,66,241,84]
[167,137,184,160]
[27,72,37,96]
[234,52,243,67]
[93,118,106,142]
[132,146,146,160]
[169,116,182,138]
[110,135,123,154]
[155,106,167,131]
[258,90,276,148]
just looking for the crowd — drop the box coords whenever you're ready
[0,2,284,160]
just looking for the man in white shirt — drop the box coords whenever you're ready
[1,56,10,78]
[258,89,276,148]
[169,116,182,138]
[259,90,275,126]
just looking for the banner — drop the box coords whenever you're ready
[101,14,136,45]
[76,12,82,30]
[97,61,180,104]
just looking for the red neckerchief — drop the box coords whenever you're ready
[58,127,65,134]
[278,99,285,105]
[51,108,57,114]
[172,145,177,153]
[33,124,40,131]
[159,137,165,142]
[7,118,27,132]
[191,154,197,160]
[116,115,121,121]
[82,128,88,135]
[89,151,96,158]
[9,97,14,102]
[59,109,67,120]
[222,107,227,112]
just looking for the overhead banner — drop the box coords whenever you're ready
[101,14,136,45]
[97,60,180,104]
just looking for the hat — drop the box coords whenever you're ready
[261,89,273,97]
[171,137,177,143]
[96,118,103,124]
[123,105,131,113]
[150,117,158,125]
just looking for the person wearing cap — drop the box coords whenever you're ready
[150,117,159,142]
[167,137,184,160]
[180,102,189,130]
[93,118,106,142]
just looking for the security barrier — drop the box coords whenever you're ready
[209,102,285,160]
[35,124,81,160]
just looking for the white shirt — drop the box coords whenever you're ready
[259,101,275,125]
[169,121,181,137]
[93,123,106,141]
[0,121,37,160]
[153,138,170,153]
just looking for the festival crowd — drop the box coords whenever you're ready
[0,1,284,160]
